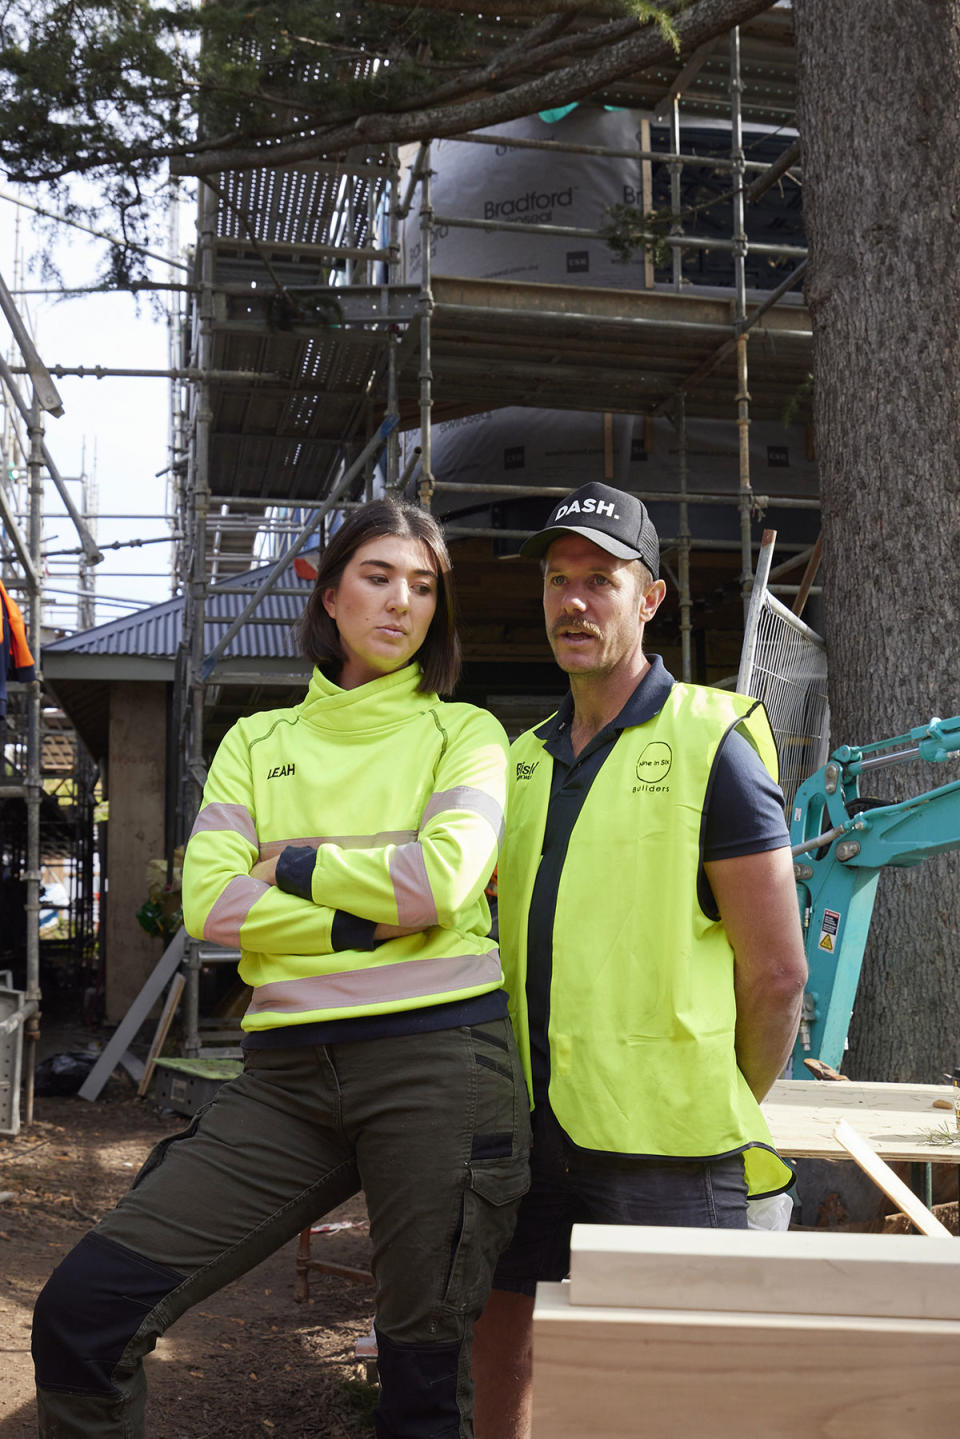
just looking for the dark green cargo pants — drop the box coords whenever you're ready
[33,1018,530,1438]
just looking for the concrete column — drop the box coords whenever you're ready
[105,682,167,1025]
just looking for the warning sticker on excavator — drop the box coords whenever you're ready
[818,909,841,952]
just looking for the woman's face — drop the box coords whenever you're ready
[322,533,439,689]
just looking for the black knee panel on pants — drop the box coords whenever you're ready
[374,1326,464,1439]
[33,1230,186,1393]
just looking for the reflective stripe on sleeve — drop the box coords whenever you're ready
[256,830,418,861]
[245,948,502,1017]
[189,802,258,848]
[389,842,437,928]
[203,874,269,947]
[421,786,505,847]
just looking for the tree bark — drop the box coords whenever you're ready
[794,0,960,1081]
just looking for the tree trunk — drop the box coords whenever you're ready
[794,0,960,1081]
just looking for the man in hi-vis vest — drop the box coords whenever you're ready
[473,482,807,1438]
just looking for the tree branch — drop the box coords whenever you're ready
[184,15,630,142]
[368,0,637,14]
[398,13,641,115]
[183,0,772,176]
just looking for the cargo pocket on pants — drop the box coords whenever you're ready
[129,1105,209,1190]
[441,1156,531,1317]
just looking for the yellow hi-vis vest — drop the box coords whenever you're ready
[498,681,793,1198]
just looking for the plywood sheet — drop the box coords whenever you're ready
[762,1079,960,1162]
[566,1223,960,1319]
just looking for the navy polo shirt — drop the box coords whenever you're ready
[524,656,789,1107]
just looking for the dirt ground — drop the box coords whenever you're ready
[5,1032,959,1439]
[0,1071,378,1439]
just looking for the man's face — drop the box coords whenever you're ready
[542,533,663,679]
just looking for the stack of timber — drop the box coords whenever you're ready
[533,1223,960,1437]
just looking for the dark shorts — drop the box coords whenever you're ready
[493,1104,749,1297]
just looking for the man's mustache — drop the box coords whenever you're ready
[551,621,602,640]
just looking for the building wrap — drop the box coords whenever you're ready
[402,109,650,289]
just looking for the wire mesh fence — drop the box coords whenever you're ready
[737,536,829,810]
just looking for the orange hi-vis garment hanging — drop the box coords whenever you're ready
[0,580,36,717]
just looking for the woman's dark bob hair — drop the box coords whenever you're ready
[297,497,462,696]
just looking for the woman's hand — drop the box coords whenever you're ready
[247,859,420,936]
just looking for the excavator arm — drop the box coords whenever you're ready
[789,715,960,1070]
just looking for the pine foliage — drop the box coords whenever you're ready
[0,1,767,277]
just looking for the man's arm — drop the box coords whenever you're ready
[704,845,808,1100]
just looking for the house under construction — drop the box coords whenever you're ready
[2,9,822,1102]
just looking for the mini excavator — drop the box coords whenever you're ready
[788,714,960,1072]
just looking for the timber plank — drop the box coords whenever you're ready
[533,1283,960,1438]
[567,1223,960,1319]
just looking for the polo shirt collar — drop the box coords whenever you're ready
[534,654,675,754]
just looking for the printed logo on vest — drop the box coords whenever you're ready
[266,763,296,779]
[515,760,540,781]
[633,741,672,794]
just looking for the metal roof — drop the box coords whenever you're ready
[42,558,318,761]
[43,558,315,661]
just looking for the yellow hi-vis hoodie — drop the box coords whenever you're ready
[182,662,509,1030]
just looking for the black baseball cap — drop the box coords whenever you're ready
[519,482,660,579]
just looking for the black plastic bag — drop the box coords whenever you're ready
[34,1051,97,1097]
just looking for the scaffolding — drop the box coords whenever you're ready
[161,11,816,1055]
[0,273,88,1121]
[0,11,827,1073]
[0,183,122,1119]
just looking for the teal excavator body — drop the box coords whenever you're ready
[789,715,960,1072]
